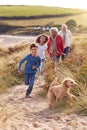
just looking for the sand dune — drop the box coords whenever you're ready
[0,35,87,129]
[0,76,87,130]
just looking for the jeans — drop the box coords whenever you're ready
[24,73,35,96]
[51,55,60,69]
[39,59,45,75]
[62,47,70,60]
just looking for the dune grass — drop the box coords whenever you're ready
[44,62,87,115]
[0,44,30,93]
[43,34,87,115]
[0,33,87,115]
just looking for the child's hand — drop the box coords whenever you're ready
[18,70,22,74]
[32,66,36,69]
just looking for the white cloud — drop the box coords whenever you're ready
[0,0,87,9]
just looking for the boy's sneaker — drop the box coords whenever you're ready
[26,88,30,96]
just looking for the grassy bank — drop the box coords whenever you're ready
[0,13,87,35]
[43,34,87,115]
[0,44,30,93]
[1,13,87,27]
[0,6,84,17]
[0,6,87,35]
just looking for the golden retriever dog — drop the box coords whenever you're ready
[47,77,77,109]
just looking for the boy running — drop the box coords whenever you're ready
[18,44,41,97]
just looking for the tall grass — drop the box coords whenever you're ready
[0,34,87,115]
[43,35,87,115]
[0,44,30,93]
[44,58,87,115]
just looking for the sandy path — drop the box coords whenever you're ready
[0,76,87,130]
[0,34,87,129]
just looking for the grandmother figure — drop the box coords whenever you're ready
[47,27,64,68]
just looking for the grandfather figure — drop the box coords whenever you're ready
[59,24,72,60]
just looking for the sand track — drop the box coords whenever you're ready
[0,76,87,130]
[0,35,87,130]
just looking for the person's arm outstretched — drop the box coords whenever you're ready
[18,55,28,73]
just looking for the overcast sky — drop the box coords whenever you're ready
[0,0,87,9]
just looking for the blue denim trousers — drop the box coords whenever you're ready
[50,55,60,69]
[62,47,70,60]
[39,59,45,74]
[24,73,35,96]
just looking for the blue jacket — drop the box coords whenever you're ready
[18,54,41,74]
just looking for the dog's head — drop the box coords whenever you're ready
[62,77,77,88]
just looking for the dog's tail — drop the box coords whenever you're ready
[50,77,58,88]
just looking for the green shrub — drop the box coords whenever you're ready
[65,19,77,29]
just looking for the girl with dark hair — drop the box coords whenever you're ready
[36,34,48,75]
